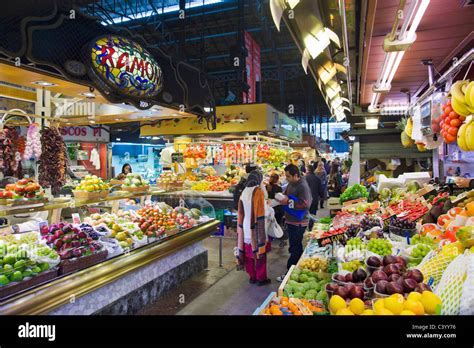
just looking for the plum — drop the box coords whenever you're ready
[396,256,407,268]
[352,268,367,283]
[384,264,400,276]
[371,270,388,283]
[407,269,424,283]
[345,273,353,283]
[335,286,349,299]
[375,280,389,294]
[386,281,404,295]
[364,277,374,289]
[326,283,339,293]
[335,274,346,282]
[367,256,382,267]
[388,274,402,282]
[402,278,418,293]
[350,286,365,300]
[383,255,397,266]
[415,283,432,293]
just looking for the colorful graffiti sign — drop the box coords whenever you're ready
[89,36,163,99]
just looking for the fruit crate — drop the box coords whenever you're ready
[59,249,108,275]
[0,268,59,300]
[277,265,296,297]
[122,185,150,194]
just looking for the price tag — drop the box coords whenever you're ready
[71,213,81,225]
[316,232,345,247]
[38,220,49,235]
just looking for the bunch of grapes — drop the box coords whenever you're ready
[367,238,392,256]
[411,234,435,247]
[391,217,416,229]
[346,224,361,238]
[345,238,367,252]
[411,244,431,259]
[360,216,382,231]
[342,259,363,272]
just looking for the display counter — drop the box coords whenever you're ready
[0,220,219,315]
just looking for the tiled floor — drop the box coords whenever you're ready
[137,207,330,315]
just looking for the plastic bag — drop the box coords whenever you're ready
[435,251,474,315]
[265,205,283,239]
[459,250,474,315]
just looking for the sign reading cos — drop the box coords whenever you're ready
[89,36,163,101]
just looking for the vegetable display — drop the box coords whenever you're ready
[339,184,368,204]
[38,127,68,195]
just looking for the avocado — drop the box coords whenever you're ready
[442,200,453,214]
[430,205,442,219]
[423,213,435,224]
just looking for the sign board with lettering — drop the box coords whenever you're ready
[60,126,110,143]
[316,232,346,247]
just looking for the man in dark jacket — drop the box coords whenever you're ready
[304,164,324,231]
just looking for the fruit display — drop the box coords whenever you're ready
[184,144,206,159]
[328,295,372,315]
[404,244,433,268]
[284,267,330,302]
[122,173,149,192]
[397,118,414,148]
[450,80,474,118]
[342,260,364,272]
[367,238,393,256]
[221,165,243,184]
[457,116,474,151]
[38,126,68,195]
[439,100,464,144]
[298,256,328,272]
[0,179,45,203]
[371,291,441,315]
[156,172,183,190]
[339,184,368,204]
[86,213,139,249]
[73,175,109,199]
[260,296,327,315]
[41,222,104,259]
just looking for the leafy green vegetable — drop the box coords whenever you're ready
[339,184,369,204]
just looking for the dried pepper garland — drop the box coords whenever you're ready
[0,126,23,178]
[38,127,68,195]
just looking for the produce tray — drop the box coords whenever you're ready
[0,268,59,300]
[59,249,108,275]
[122,185,150,193]
[165,228,180,237]
[73,190,109,201]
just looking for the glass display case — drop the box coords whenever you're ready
[0,189,219,314]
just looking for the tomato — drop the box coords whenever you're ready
[441,112,447,120]
[446,100,451,106]
[450,118,462,127]
[449,111,458,119]
[459,115,466,121]
[444,106,453,114]
[448,127,458,136]
[445,133,456,143]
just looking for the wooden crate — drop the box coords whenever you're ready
[0,268,59,300]
[59,249,108,275]
[277,264,296,297]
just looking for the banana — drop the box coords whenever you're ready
[457,122,469,151]
[470,82,474,108]
[452,96,471,117]
[450,80,469,104]
[464,81,474,107]
[465,121,474,151]
[465,82,474,108]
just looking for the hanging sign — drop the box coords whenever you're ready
[88,35,163,108]
[60,126,110,143]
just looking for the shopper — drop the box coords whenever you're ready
[316,161,328,208]
[299,159,307,175]
[275,164,312,281]
[328,162,343,197]
[116,163,132,180]
[236,171,271,286]
[232,163,258,210]
[325,159,331,175]
[266,173,284,225]
[304,164,324,231]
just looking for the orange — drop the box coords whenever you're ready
[466,202,474,217]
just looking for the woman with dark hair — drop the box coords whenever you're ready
[116,163,132,180]
[328,162,343,197]
[316,161,328,208]
[236,170,271,286]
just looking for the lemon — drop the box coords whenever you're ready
[400,310,415,315]
[407,292,422,302]
[384,295,405,315]
[373,299,385,314]
[336,308,354,315]
[420,291,442,314]
[360,309,375,315]
[404,299,425,315]
[329,295,346,314]
[349,298,365,315]
[379,308,394,315]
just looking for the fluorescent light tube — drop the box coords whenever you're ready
[386,51,405,85]
[407,0,430,41]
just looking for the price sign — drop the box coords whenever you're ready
[171,153,184,163]
[316,232,345,247]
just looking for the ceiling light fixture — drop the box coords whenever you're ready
[369,0,430,111]
[79,92,96,98]
[365,117,379,130]
[31,80,57,87]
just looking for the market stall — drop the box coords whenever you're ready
[257,180,474,316]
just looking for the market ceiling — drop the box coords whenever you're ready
[78,0,337,119]
[359,0,474,108]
